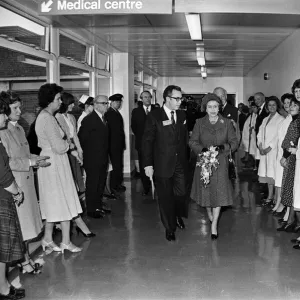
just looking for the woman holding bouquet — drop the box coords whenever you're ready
[190,93,238,239]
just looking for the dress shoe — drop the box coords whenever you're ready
[293,244,300,250]
[76,226,96,238]
[117,185,126,192]
[142,190,149,196]
[0,286,25,299]
[165,230,176,241]
[87,210,104,219]
[211,234,218,240]
[101,205,111,214]
[291,238,300,244]
[103,192,117,200]
[277,224,287,231]
[285,222,297,232]
[176,217,185,230]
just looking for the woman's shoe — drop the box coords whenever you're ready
[291,238,300,244]
[284,222,297,233]
[41,240,61,252]
[60,242,82,254]
[75,226,96,238]
[0,286,25,299]
[10,286,25,299]
[211,234,218,240]
[18,262,41,275]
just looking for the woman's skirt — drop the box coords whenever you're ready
[0,197,24,264]
[281,155,296,207]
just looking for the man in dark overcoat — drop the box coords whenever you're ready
[142,85,188,241]
[78,95,110,219]
[131,91,156,196]
[106,93,126,193]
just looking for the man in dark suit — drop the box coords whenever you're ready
[142,85,188,242]
[213,87,238,123]
[106,93,126,193]
[78,95,110,219]
[131,91,156,196]
[254,92,269,134]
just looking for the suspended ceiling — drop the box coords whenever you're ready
[57,12,299,77]
[3,0,300,77]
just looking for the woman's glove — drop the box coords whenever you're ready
[214,145,225,152]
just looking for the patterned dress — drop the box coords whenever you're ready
[281,115,300,207]
[0,142,24,264]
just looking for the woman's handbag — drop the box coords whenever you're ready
[228,146,237,180]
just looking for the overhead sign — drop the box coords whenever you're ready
[175,0,300,14]
[39,0,172,15]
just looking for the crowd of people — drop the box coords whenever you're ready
[0,84,127,299]
[2,78,300,298]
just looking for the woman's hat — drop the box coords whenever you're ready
[201,93,221,111]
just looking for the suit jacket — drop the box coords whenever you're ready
[105,107,125,153]
[131,104,156,151]
[78,110,109,168]
[255,103,269,134]
[142,108,188,178]
[221,103,238,123]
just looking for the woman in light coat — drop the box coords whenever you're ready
[0,91,49,274]
[257,96,284,205]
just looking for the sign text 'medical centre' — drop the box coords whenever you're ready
[39,0,173,15]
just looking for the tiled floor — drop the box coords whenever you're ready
[19,171,300,300]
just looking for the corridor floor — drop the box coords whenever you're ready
[20,172,300,300]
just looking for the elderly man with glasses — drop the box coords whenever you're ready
[142,85,189,242]
[78,95,111,219]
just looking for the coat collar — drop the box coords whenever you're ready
[202,114,226,131]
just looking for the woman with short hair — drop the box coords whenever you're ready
[36,83,84,253]
[257,96,284,206]
[0,97,25,299]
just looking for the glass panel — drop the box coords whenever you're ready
[59,34,87,62]
[60,63,89,120]
[98,51,109,70]
[0,46,46,78]
[144,73,152,85]
[0,6,46,49]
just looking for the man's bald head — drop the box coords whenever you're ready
[213,87,227,105]
[93,95,109,114]
[254,92,265,107]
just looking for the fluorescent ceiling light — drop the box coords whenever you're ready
[201,66,207,78]
[196,47,205,66]
[185,14,202,40]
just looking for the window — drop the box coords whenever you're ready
[59,34,87,62]
[0,6,46,49]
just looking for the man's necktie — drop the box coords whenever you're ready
[145,107,149,115]
[171,111,175,125]
[102,115,107,125]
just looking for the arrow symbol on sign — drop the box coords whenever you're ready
[41,0,53,13]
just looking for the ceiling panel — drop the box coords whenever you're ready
[22,3,300,77]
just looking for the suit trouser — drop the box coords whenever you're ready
[155,159,187,232]
[84,164,107,213]
[138,149,151,192]
[110,150,124,189]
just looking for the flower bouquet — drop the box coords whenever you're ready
[196,146,219,187]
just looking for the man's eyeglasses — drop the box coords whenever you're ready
[169,96,183,102]
[94,102,109,105]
